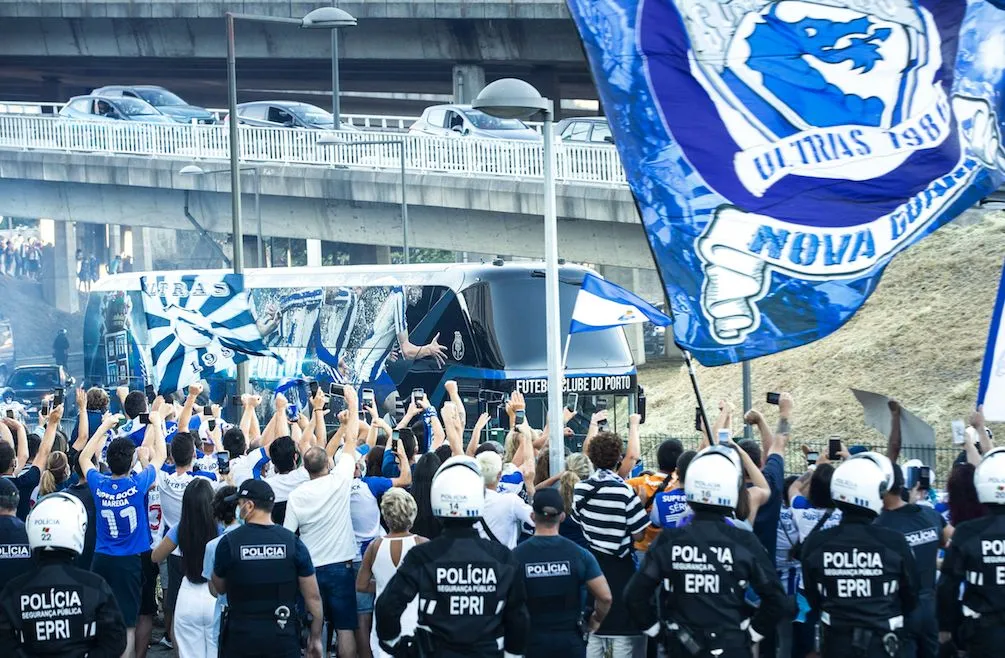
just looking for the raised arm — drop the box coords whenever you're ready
[617,414,642,479]
[441,403,465,457]
[775,392,793,439]
[744,409,774,463]
[240,394,263,443]
[732,439,770,520]
[443,380,465,429]
[9,417,26,472]
[143,410,167,469]
[326,412,348,459]
[205,404,224,454]
[887,399,903,463]
[73,388,90,452]
[467,412,491,457]
[79,413,120,476]
[972,405,993,455]
[32,404,62,469]
[343,387,360,449]
[391,439,412,488]
[178,383,201,433]
[311,390,329,448]
[582,409,607,457]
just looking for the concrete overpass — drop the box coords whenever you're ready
[0,0,590,112]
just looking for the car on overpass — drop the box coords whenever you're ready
[555,116,613,144]
[58,95,176,125]
[233,101,357,131]
[91,85,218,125]
[409,104,540,141]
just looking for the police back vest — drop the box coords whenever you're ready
[224,524,299,618]
[801,517,918,632]
[518,547,581,631]
[940,512,1005,620]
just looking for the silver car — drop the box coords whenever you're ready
[409,104,540,141]
[58,95,175,124]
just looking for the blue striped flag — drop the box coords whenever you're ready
[570,273,672,334]
[979,260,1005,421]
[140,273,277,395]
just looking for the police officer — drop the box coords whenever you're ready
[624,446,792,658]
[0,492,127,657]
[375,455,530,657]
[513,487,612,658]
[211,479,324,658]
[937,447,1005,657]
[0,479,31,591]
[801,452,918,658]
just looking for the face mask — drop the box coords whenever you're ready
[236,503,246,525]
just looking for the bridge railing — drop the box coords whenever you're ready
[0,115,628,186]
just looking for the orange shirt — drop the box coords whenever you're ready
[626,471,678,552]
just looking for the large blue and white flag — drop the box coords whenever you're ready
[141,273,276,394]
[566,0,1005,365]
[570,273,672,333]
[979,260,1005,421]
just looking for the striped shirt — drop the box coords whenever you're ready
[571,469,650,558]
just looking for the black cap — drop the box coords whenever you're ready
[532,488,565,517]
[225,479,274,505]
[0,478,18,505]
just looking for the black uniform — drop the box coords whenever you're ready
[623,512,792,658]
[801,512,918,658]
[213,522,315,658]
[0,516,32,592]
[375,522,529,657]
[0,554,126,657]
[512,534,602,658]
[874,503,945,658]
[936,509,1005,657]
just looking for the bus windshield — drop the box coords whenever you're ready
[462,276,634,371]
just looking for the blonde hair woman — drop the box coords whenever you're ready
[355,488,428,658]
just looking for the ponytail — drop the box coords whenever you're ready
[559,470,581,515]
[39,451,69,496]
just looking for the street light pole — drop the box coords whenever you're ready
[222,9,354,395]
[225,12,249,397]
[541,104,563,476]
[473,79,564,476]
[399,144,409,264]
[332,29,341,130]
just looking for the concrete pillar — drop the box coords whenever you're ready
[375,245,392,265]
[131,227,154,271]
[107,225,121,261]
[452,64,486,105]
[306,239,322,267]
[48,220,78,314]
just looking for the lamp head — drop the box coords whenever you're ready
[301,7,357,28]
[472,79,552,120]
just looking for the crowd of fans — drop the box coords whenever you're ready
[0,378,997,658]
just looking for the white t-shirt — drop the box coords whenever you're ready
[478,489,534,549]
[265,468,310,503]
[156,469,217,531]
[283,453,357,567]
[229,447,270,487]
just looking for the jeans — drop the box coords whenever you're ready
[315,561,358,631]
[586,634,647,658]
[902,593,938,658]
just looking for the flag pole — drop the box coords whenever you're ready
[561,334,572,370]
[679,345,712,440]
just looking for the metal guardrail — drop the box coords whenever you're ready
[0,114,629,186]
